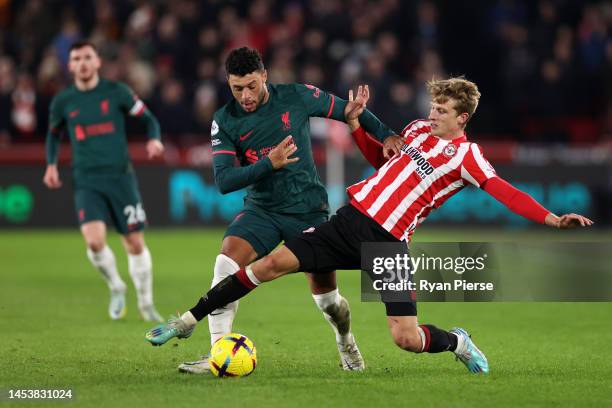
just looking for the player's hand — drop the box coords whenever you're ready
[345,85,370,127]
[268,135,299,169]
[146,139,165,159]
[43,165,62,189]
[546,213,594,229]
[557,213,594,228]
[382,135,404,159]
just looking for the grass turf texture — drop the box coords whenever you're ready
[1,228,611,408]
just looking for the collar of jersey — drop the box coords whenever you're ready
[426,132,467,147]
[73,78,104,94]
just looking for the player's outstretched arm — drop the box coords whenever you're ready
[337,85,402,157]
[334,92,396,144]
[349,127,386,169]
[295,83,397,147]
[482,177,593,229]
[344,86,402,167]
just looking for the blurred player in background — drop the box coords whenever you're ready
[175,47,403,374]
[147,77,593,374]
[43,41,165,322]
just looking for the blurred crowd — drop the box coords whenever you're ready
[0,0,610,146]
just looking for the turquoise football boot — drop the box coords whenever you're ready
[145,316,194,346]
[450,327,489,374]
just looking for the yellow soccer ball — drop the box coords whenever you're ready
[209,333,257,378]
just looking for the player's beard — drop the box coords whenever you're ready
[258,86,268,105]
[242,86,268,112]
[252,86,269,110]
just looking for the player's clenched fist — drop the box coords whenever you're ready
[268,135,299,169]
[43,164,62,189]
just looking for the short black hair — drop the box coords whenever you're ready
[225,47,264,77]
[69,40,98,54]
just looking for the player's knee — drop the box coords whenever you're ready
[126,240,144,255]
[391,327,422,353]
[86,239,106,253]
[124,234,145,254]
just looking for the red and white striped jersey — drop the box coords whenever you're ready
[347,119,497,241]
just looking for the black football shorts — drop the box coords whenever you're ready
[284,204,417,316]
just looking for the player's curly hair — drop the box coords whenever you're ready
[225,47,265,77]
[426,76,481,123]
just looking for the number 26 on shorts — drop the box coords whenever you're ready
[124,203,146,225]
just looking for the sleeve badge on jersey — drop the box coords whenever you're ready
[211,120,219,136]
[305,84,321,98]
[443,144,457,158]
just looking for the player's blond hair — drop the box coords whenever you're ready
[426,77,481,124]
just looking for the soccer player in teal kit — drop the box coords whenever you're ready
[44,41,164,322]
[174,47,402,374]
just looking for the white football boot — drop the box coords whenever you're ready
[108,286,127,320]
[337,333,365,371]
[178,355,211,374]
[331,297,365,371]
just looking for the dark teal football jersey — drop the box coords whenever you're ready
[211,83,394,214]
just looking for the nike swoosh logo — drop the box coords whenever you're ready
[209,311,225,316]
[239,130,254,141]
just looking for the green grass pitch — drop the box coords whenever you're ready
[1,228,611,407]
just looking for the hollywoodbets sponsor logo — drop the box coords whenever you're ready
[305,84,321,98]
[243,139,296,164]
[402,145,434,179]
[244,148,259,164]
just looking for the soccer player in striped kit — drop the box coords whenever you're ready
[147,77,593,373]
